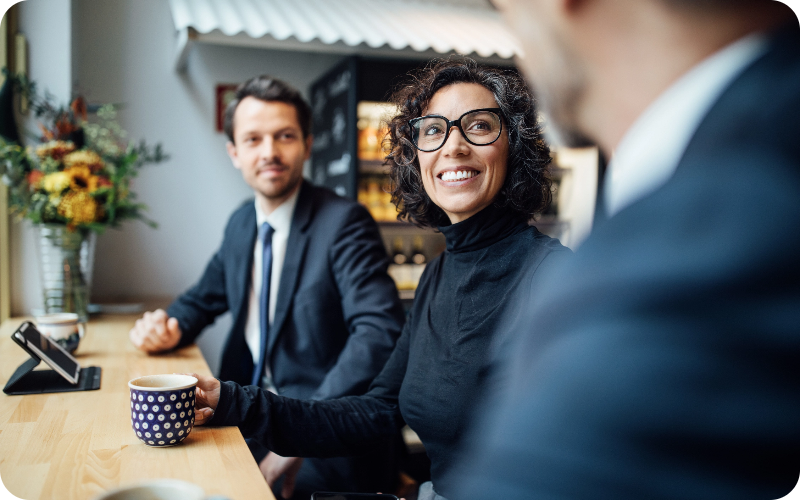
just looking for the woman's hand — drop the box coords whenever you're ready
[184,372,220,425]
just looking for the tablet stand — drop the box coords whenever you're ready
[3,355,101,395]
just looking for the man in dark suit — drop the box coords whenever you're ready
[129,76,405,499]
[449,1,800,499]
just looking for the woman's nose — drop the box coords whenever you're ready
[441,126,470,156]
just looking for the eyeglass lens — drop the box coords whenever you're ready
[412,110,502,151]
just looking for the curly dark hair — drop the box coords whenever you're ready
[386,58,552,227]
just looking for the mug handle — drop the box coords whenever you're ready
[78,322,86,339]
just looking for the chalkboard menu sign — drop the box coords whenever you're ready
[310,57,359,199]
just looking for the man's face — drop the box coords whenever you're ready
[498,0,593,147]
[226,97,311,206]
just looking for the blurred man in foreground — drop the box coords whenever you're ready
[451,1,800,498]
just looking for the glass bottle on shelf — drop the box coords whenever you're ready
[357,102,398,163]
[410,235,427,287]
[380,180,395,222]
[410,236,426,265]
[391,237,407,265]
[387,237,414,291]
[377,121,390,160]
[358,177,399,223]
[357,179,369,209]
[367,179,384,221]
[358,117,379,161]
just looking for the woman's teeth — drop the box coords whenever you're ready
[440,170,477,182]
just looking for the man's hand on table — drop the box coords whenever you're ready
[130,309,182,353]
[188,372,220,425]
[260,452,304,498]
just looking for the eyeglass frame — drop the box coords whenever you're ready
[409,107,505,152]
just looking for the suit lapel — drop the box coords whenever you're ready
[268,181,313,355]
[233,204,258,330]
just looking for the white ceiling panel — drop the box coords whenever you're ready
[169,0,521,70]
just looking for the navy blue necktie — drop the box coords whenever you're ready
[251,222,274,387]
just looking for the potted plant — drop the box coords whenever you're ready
[0,71,168,322]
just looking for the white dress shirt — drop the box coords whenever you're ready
[244,188,300,390]
[604,33,770,217]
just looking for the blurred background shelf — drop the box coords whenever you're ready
[359,159,391,175]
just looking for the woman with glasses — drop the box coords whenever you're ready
[190,59,569,500]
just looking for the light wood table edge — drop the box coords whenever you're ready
[0,316,274,500]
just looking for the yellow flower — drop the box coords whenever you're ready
[43,172,72,194]
[58,191,99,225]
[63,150,104,172]
[64,166,100,192]
[35,140,76,161]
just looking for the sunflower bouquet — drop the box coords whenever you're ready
[0,72,168,232]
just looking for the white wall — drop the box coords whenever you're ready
[10,0,72,321]
[18,0,71,101]
[10,0,344,374]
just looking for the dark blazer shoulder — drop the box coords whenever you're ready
[680,24,800,168]
[225,199,256,232]
[308,182,367,213]
[297,181,375,232]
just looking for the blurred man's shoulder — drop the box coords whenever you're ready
[306,183,370,218]
[222,198,256,235]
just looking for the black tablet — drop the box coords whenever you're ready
[12,321,81,385]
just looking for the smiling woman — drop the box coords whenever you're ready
[386,59,552,227]
[414,84,509,223]
[187,59,571,500]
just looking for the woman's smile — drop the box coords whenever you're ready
[438,168,480,183]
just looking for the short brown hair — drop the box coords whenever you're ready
[223,76,312,142]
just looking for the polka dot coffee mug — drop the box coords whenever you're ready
[128,374,198,447]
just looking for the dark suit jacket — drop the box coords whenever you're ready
[168,181,405,495]
[450,25,800,500]
[168,181,403,397]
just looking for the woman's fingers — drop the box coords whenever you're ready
[193,407,214,426]
[179,372,221,425]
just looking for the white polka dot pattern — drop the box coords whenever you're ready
[129,386,196,447]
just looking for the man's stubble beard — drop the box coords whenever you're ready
[256,160,304,203]
[266,172,302,202]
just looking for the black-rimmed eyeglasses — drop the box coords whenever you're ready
[409,108,504,152]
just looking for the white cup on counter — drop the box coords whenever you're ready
[35,312,85,353]
[93,479,230,500]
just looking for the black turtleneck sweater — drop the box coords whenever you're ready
[208,204,570,497]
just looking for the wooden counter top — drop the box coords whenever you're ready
[0,315,274,500]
